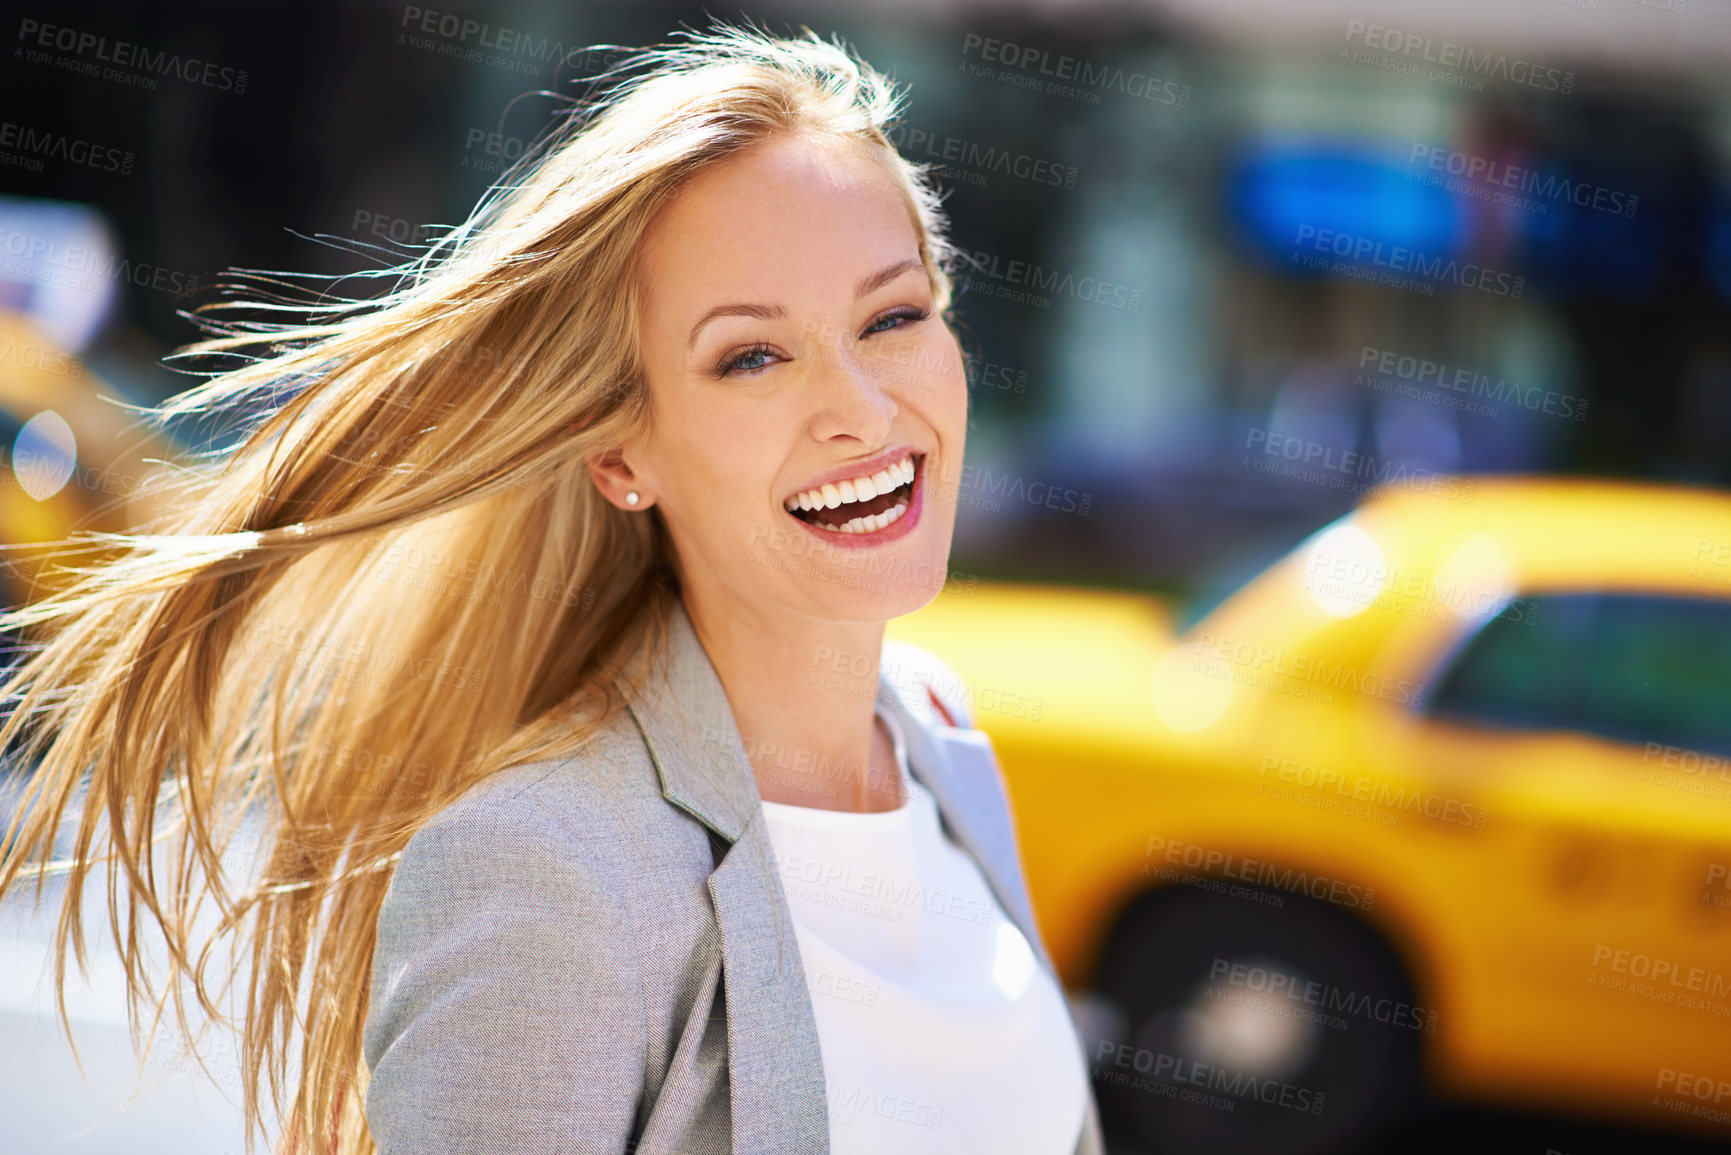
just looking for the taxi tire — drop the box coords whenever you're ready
[1091,882,1425,1155]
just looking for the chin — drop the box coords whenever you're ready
[789,522,960,621]
[789,528,955,620]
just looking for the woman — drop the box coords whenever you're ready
[0,22,1102,1155]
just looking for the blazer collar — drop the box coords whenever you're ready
[873,672,1057,977]
[614,598,1054,976]
[616,598,761,844]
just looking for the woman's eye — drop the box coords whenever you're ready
[719,344,777,377]
[865,306,930,336]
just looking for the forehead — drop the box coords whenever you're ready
[635,132,918,311]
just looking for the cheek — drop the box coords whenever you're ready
[932,337,970,426]
[668,407,783,517]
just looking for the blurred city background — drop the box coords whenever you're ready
[3,0,1730,1152]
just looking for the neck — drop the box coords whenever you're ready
[679,586,899,813]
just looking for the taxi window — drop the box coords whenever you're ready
[1428,592,1731,757]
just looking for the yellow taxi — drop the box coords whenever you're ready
[888,478,1731,1154]
[0,309,177,612]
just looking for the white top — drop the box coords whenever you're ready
[759,704,1088,1154]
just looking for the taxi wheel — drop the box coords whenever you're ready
[1090,883,1425,1155]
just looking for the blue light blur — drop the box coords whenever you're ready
[1228,138,1467,272]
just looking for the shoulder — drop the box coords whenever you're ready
[880,637,976,731]
[374,757,634,982]
[387,703,690,908]
[401,720,636,870]
[373,703,675,974]
[364,753,647,1064]
[363,717,670,1073]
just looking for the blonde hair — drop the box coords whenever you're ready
[0,20,960,1154]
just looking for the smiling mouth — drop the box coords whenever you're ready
[784,452,920,534]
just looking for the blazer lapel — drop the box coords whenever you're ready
[874,679,1060,979]
[704,809,830,1152]
[620,600,758,842]
[616,601,828,1155]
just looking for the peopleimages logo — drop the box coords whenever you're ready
[959,33,1191,107]
[1243,427,1477,505]
[1590,945,1731,1004]
[1407,144,1638,218]
[397,6,576,75]
[954,247,1142,312]
[1293,225,1525,298]
[1357,346,1587,422]
[770,847,997,927]
[0,338,81,378]
[1143,836,1377,910]
[1258,755,1491,829]
[884,124,1078,190]
[1191,628,1428,707]
[1093,1040,1327,1115]
[1654,1068,1731,1127]
[0,121,133,175]
[1342,20,1574,95]
[0,227,200,298]
[461,127,533,175]
[827,1081,944,1130]
[16,18,249,93]
[1207,958,1439,1033]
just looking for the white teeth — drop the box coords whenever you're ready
[786,454,917,518]
[830,498,909,535]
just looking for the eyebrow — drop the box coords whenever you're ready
[685,257,927,352]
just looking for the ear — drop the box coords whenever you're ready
[586,447,653,511]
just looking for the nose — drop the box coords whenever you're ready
[804,325,898,447]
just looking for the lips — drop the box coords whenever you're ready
[784,451,917,535]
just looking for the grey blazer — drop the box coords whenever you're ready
[362,599,1105,1154]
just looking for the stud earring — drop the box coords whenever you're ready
[626,491,640,506]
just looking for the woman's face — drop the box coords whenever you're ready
[609,131,968,626]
